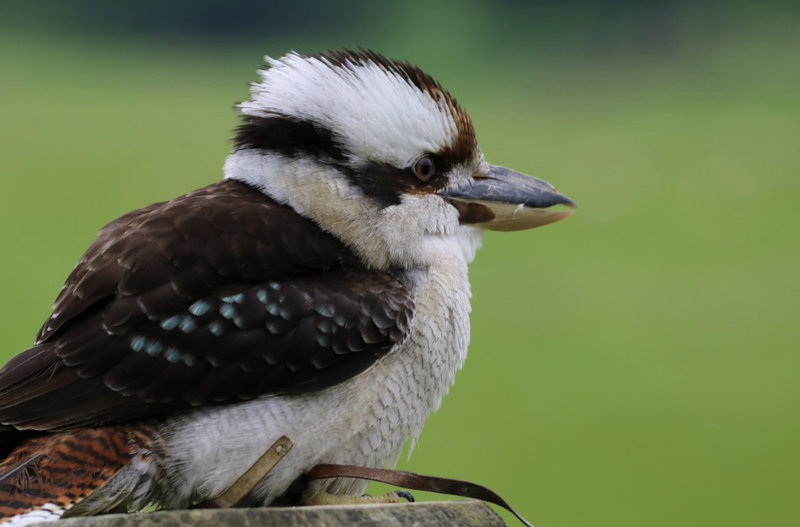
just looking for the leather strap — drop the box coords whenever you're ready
[307,464,534,527]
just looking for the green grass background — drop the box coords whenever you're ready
[1,2,799,526]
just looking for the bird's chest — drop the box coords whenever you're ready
[333,262,473,466]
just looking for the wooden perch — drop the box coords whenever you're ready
[44,500,507,527]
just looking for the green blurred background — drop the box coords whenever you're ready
[1,1,798,526]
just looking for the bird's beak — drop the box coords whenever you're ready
[440,164,577,231]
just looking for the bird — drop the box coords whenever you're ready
[0,49,575,524]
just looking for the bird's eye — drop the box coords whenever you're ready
[413,156,435,182]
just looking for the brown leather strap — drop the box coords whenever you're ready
[307,464,534,527]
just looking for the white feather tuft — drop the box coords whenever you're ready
[239,52,459,168]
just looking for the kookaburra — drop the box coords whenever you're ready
[0,50,575,524]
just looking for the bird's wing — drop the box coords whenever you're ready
[0,180,414,430]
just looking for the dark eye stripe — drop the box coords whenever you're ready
[232,114,456,210]
[234,114,347,162]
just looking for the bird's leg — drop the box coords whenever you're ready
[302,488,414,505]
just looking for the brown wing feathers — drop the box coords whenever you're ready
[0,179,414,431]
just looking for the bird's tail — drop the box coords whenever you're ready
[0,425,157,525]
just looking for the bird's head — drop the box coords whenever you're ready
[224,50,575,270]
